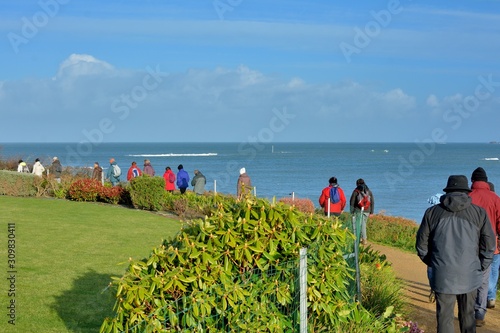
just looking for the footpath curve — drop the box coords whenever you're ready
[369,243,500,333]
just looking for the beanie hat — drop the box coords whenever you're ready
[329,177,337,185]
[240,167,246,175]
[471,167,488,182]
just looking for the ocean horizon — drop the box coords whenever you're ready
[2,142,499,223]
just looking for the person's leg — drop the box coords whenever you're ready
[435,292,456,333]
[360,212,368,241]
[487,254,500,307]
[457,290,477,333]
[475,266,491,322]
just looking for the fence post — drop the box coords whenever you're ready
[299,247,308,333]
[214,180,217,195]
[352,212,362,302]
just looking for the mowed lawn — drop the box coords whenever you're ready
[0,196,182,333]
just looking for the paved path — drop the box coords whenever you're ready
[369,243,500,333]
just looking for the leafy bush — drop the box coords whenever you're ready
[0,170,36,196]
[278,197,315,214]
[68,178,102,201]
[101,197,401,332]
[128,176,166,211]
[100,184,125,204]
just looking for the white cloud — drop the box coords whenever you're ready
[0,54,424,142]
[55,54,115,80]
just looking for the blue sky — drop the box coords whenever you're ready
[1,0,500,143]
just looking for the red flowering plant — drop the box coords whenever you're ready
[99,184,124,204]
[68,178,102,202]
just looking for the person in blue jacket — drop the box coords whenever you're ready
[106,158,121,186]
[176,164,190,194]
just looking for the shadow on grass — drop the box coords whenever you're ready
[52,269,116,333]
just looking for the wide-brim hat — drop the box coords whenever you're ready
[443,175,471,193]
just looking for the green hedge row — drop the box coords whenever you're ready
[0,170,36,196]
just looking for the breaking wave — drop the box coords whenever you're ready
[127,153,218,157]
[482,157,499,161]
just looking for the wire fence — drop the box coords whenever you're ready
[117,214,363,333]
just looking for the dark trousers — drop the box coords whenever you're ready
[435,290,477,333]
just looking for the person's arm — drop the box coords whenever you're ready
[479,213,495,271]
[340,188,347,211]
[369,190,375,214]
[349,190,356,214]
[416,213,431,266]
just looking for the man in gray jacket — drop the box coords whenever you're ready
[191,169,206,195]
[416,175,495,333]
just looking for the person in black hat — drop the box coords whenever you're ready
[416,175,495,333]
[469,167,500,325]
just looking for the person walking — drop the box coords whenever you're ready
[349,178,374,245]
[469,167,500,327]
[106,158,121,186]
[237,167,252,199]
[48,157,63,183]
[17,160,29,173]
[318,177,346,217]
[163,167,176,192]
[127,161,142,181]
[91,162,103,183]
[143,159,155,176]
[32,158,45,177]
[191,169,206,195]
[416,175,495,333]
[176,164,190,194]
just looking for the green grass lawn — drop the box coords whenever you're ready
[0,196,182,333]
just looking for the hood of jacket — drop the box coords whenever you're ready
[440,192,472,212]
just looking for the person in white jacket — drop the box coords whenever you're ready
[32,158,45,177]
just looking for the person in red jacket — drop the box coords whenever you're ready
[163,166,176,192]
[469,167,500,327]
[127,161,142,181]
[318,177,346,217]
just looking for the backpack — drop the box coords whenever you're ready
[132,168,140,178]
[356,189,371,210]
[329,186,340,204]
[112,164,121,178]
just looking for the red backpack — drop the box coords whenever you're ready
[356,189,371,210]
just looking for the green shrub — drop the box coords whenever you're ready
[359,245,406,318]
[128,176,166,211]
[101,197,401,332]
[367,214,418,252]
[0,170,36,196]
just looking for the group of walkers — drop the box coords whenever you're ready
[17,157,63,182]
[416,167,500,332]
[318,177,375,245]
[97,159,207,194]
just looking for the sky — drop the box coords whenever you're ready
[1,0,500,143]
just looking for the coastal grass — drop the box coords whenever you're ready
[0,196,181,333]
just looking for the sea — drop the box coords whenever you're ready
[1,142,499,223]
